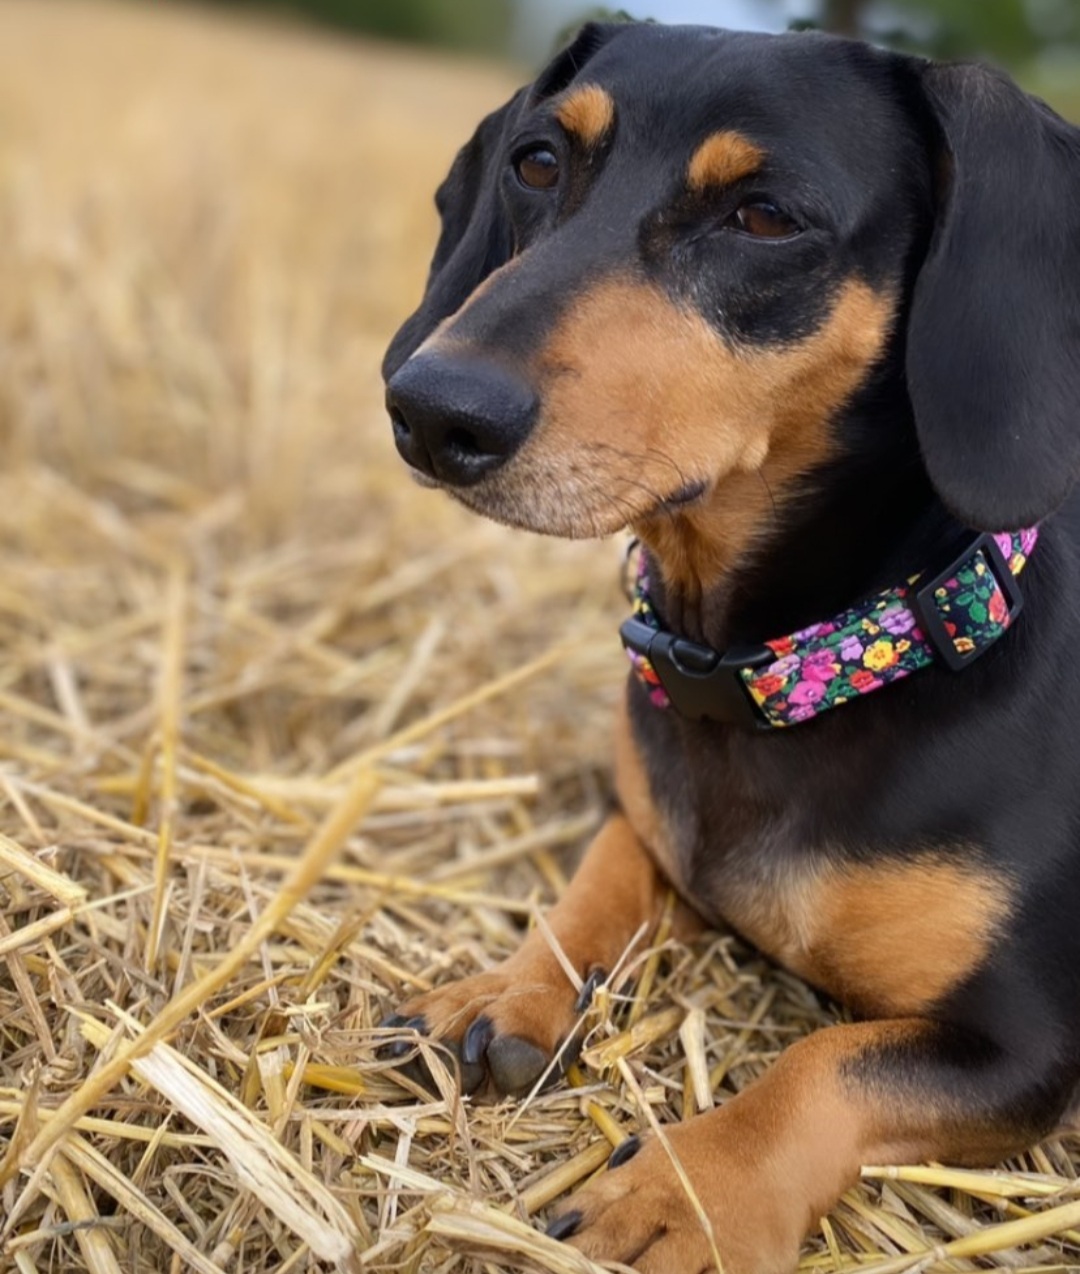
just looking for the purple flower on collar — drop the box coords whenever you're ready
[626,527,1038,728]
[838,634,865,661]
[792,620,837,643]
[801,650,840,682]
[880,606,918,636]
[786,703,816,722]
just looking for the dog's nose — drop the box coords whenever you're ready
[385,352,537,487]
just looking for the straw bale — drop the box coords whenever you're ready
[0,3,1078,1271]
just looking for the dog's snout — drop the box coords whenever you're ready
[386,353,537,487]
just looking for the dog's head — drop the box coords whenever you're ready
[383,23,1080,560]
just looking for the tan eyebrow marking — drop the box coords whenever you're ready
[687,130,765,192]
[556,84,615,148]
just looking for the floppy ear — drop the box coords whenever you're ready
[907,63,1080,530]
[381,87,525,380]
[382,22,630,380]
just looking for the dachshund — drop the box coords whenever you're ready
[381,21,1080,1273]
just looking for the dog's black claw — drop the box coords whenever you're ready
[458,1015,495,1092]
[462,1015,495,1066]
[487,1033,549,1096]
[608,1133,642,1168]
[377,1013,427,1060]
[545,1210,583,1242]
[574,966,609,1014]
[392,1014,428,1058]
[378,1015,438,1090]
[413,1036,463,1093]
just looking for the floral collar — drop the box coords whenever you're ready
[620,527,1039,729]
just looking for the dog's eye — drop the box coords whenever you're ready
[728,201,800,239]
[515,147,560,191]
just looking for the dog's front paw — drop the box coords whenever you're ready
[546,1119,801,1274]
[379,951,605,1097]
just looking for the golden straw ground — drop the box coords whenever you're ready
[0,2,1078,1271]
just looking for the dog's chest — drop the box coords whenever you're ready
[708,841,827,976]
[616,698,1009,1016]
[681,826,1007,1017]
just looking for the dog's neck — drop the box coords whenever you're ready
[633,398,958,653]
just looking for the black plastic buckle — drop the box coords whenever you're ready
[620,617,773,729]
[911,532,1023,672]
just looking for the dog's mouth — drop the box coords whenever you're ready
[387,344,715,537]
[655,479,709,513]
[405,451,711,540]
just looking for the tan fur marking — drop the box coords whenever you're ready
[612,689,706,944]
[638,281,892,596]
[811,858,1012,1014]
[556,84,615,148]
[500,277,892,587]
[687,130,765,191]
[532,810,668,974]
[561,1018,1011,1274]
[613,689,668,864]
[562,1014,1038,1273]
[397,811,668,1057]
[726,855,1011,1016]
[720,858,827,981]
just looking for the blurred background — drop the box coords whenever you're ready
[1,3,1080,1270]
[204,0,1080,92]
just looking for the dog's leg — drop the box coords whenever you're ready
[383,811,673,1095]
[548,1017,1071,1274]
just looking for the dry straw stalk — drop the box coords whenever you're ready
[0,3,1078,1273]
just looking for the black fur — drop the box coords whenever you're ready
[383,18,1080,1220]
[908,63,1080,530]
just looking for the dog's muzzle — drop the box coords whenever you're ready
[385,351,537,488]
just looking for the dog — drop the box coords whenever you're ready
[380,20,1080,1274]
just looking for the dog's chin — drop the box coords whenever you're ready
[406,463,709,540]
[445,481,624,539]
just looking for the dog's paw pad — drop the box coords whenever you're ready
[487,1033,551,1096]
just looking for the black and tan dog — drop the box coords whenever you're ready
[380,21,1080,1274]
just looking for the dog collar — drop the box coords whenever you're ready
[621,527,1039,730]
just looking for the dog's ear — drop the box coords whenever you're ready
[907,63,1080,530]
[382,22,629,380]
[531,19,628,98]
[381,87,525,380]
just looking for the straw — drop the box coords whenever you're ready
[1,4,1079,1272]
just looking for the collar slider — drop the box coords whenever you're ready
[911,531,1025,672]
[620,616,773,728]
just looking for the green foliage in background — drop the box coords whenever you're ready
[200,0,513,53]
[552,8,644,52]
[547,1,1080,70]
[802,0,1080,65]
[198,0,1080,74]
